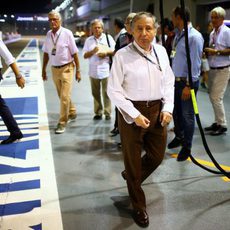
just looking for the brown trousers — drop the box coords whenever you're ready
[52,63,76,126]
[118,100,167,211]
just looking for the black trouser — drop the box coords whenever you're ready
[0,95,21,135]
[113,107,118,128]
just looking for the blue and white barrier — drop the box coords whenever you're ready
[0,39,63,229]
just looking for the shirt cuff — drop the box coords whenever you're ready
[119,108,140,124]
[161,103,174,114]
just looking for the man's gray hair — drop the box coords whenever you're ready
[211,6,226,19]
[48,10,62,21]
[131,12,157,29]
[91,19,104,29]
[126,12,137,25]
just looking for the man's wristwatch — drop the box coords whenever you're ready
[16,73,23,79]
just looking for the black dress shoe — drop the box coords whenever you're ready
[210,126,227,136]
[93,115,102,120]
[168,137,183,149]
[110,127,119,136]
[204,123,218,132]
[132,210,149,228]
[121,170,127,180]
[1,132,23,145]
[177,147,191,162]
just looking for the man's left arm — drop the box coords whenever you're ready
[73,53,81,82]
[182,34,203,100]
[190,35,204,76]
[160,63,175,126]
[97,35,115,58]
[68,32,81,82]
[107,35,116,56]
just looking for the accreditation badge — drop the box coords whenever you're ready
[170,49,176,59]
[51,47,56,56]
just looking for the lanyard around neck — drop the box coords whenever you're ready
[174,33,185,48]
[131,43,162,71]
[51,30,62,47]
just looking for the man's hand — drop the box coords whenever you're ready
[160,111,172,127]
[97,52,107,58]
[76,71,81,82]
[134,114,150,129]
[182,86,191,100]
[92,46,99,54]
[204,47,217,56]
[42,71,48,81]
[16,76,25,89]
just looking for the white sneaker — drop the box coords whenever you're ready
[55,124,65,134]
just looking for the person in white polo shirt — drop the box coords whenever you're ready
[42,10,81,134]
[83,19,115,120]
[204,6,230,136]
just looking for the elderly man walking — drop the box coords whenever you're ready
[42,10,81,134]
[204,6,230,136]
[83,19,115,120]
[108,12,174,228]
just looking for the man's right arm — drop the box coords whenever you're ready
[42,52,49,81]
[83,46,99,59]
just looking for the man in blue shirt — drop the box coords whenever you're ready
[168,6,204,161]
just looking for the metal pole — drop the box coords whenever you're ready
[130,0,133,13]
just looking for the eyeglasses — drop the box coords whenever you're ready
[49,18,59,22]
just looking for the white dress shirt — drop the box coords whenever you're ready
[42,26,78,66]
[208,24,230,68]
[82,33,115,79]
[0,39,15,67]
[108,41,175,124]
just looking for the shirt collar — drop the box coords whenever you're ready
[215,23,224,33]
[176,22,193,36]
[52,26,62,36]
[115,28,127,41]
[133,40,153,55]
[94,33,104,41]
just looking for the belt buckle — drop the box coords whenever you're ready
[175,77,180,82]
[146,101,150,107]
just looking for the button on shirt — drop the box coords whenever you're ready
[108,41,175,124]
[208,24,230,68]
[42,27,78,66]
[172,24,204,81]
[0,39,15,67]
[82,33,115,79]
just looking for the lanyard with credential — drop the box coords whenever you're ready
[171,31,185,59]
[131,43,162,71]
[51,30,62,55]
[173,33,185,49]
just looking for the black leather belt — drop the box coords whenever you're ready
[52,62,72,69]
[131,99,162,107]
[210,65,229,70]
[175,77,187,82]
